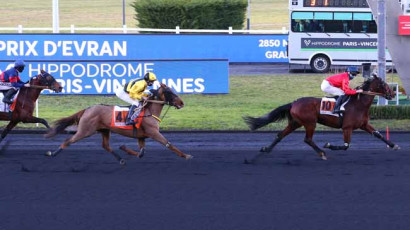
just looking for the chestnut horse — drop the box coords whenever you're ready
[45,83,192,165]
[244,74,399,161]
[0,70,62,142]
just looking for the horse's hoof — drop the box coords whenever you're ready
[393,145,400,150]
[138,148,145,158]
[119,159,126,165]
[260,147,268,152]
[319,152,327,160]
[185,155,193,160]
[119,145,127,151]
[45,151,53,157]
[323,142,331,148]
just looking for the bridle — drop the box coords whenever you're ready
[143,86,181,122]
[29,72,58,91]
[149,87,179,106]
[359,77,392,99]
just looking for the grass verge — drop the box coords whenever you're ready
[11,74,410,131]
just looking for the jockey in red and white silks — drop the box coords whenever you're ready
[320,66,363,113]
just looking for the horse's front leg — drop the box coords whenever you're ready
[0,121,18,143]
[147,130,193,159]
[22,116,50,129]
[323,128,352,150]
[361,123,400,150]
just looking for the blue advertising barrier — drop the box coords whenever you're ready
[0,59,229,94]
[0,34,288,63]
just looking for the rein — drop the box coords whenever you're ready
[361,91,384,96]
[145,99,166,104]
[141,99,172,123]
[29,85,50,90]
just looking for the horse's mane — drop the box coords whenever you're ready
[149,87,176,102]
[358,78,374,91]
[149,89,159,100]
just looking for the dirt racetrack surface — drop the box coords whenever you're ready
[1,131,410,230]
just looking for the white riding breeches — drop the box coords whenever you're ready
[0,82,15,91]
[321,80,345,96]
[115,87,140,106]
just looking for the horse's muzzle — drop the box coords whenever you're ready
[53,86,63,93]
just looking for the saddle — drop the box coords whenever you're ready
[0,90,19,112]
[111,106,145,129]
[319,96,350,117]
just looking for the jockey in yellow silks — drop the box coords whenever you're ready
[115,72,157,125]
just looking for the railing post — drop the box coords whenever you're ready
[70,24,75,33]
[282,26,287,34]
[35,100,39,127]
[176,26,180,34]
[123,24,127,34]
[229,27,233,34]
[18,25,23,33]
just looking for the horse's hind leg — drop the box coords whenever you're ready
[361,123,400,150]
[46,124,96,157]
[261,120,301,153]
[119,138,146,158]
[324,128,352,150]
[101,130,125,165]
[303,125,327,160]
[0,121,18,143]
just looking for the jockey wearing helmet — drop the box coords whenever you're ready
[320,66,363,113]
[0,60,30,104]
[115,72,157,125]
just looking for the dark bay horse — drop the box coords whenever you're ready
[45,83,192,165]
[0,70,62,142]
[244,74,399,161]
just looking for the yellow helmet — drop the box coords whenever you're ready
[144,72,157,82]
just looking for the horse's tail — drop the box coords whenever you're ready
[45,109,86,138]
[243,103,292,131]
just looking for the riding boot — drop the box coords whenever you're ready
[332,95,345,113]
[125,105,138,125]
[2,88,18,104]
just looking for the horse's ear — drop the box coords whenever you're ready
[160,83,166,88]
[371,70,378,79]
[40,69,46,74]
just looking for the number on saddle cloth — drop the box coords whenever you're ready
[320,97,337,114]
[320,96,350,116]
[111,105,145,129]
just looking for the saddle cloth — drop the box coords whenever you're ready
[110,106,145,129]
[319,97,349,117]
[0,91,19,112]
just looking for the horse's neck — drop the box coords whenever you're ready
[147,103,164,117]
[18,87,42,102]
[354,93,375,109]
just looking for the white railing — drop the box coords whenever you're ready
[0,25,288,34]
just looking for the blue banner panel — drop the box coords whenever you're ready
[0,60,229,95]
[0,34,288,63]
